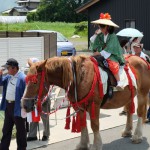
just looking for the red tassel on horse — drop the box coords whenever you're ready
[64,106,71,129]
[91,101,96,119]
[76,112,81,133]
[71,116,76,132]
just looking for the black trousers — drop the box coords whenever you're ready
[0,102,27,150]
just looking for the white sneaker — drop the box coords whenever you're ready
[116,81,124,91]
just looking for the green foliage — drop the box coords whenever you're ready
[74,21,88,34]
[27,0,88,22]
[27,12,39,22]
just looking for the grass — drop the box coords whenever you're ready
[0,22,88,51]
[0,22,87,38]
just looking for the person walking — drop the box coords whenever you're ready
[26,58,50,141]
[0,58,27,150]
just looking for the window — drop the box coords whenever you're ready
[125,20,136,28]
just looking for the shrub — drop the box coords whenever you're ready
[27,12,39,22]
[74,21,88,34]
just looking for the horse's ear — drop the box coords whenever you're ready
[28,59,34,67]
[36,59,48,72]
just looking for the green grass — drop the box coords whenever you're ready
[0,22,87,39]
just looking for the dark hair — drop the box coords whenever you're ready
[99,24,106,28]
[99,24,115,34]
[132,37,138,42]
[120,39,128,48]
[107,26,115,34]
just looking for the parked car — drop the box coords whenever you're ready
[26,30,76,56]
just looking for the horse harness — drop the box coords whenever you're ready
[69,56,113,110]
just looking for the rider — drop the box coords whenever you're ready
[91,13,125,90]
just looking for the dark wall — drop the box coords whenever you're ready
[88,0,150,50]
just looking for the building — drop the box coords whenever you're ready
[76,0,150,50]
[4,0,40,16]
[17,0,40,9]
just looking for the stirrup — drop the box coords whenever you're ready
[108,86,113,98]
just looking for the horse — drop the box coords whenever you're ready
[22,55,150,150]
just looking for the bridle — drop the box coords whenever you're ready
[22,70,49,112]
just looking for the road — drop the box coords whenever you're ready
[36,122,150,150]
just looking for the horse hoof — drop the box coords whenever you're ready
[122,131,132,137]
[132,135,143,144]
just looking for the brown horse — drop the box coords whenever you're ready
[22,55,149,150]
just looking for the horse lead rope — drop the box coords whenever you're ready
[41,82,72,116]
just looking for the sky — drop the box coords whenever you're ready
[0,0,17,13]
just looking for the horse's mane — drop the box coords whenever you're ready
[72,55,88,85]
[46,55,88,88]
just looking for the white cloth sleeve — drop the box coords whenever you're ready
[100,50,111,59]
[90,34,97,43]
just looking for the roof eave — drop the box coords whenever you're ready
[76,0,100,13]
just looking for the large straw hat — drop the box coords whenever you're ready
[91,13,119,28]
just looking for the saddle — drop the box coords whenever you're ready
[92,55,117,106]
[92,55,117,86]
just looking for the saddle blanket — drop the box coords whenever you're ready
[99,66,137,94]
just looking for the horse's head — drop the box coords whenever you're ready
[22,59,48,112]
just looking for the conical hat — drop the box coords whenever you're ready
[91,13,119,28]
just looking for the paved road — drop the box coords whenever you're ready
[35,122,150,150]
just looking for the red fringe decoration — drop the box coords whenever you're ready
[81,110,86,127]
[65,106,71,129]
[124,65,135,114]
[91,101,96,119]
[37,71,45,114]
[25,74,38,84]
[71,116,76,132]
[76,112,81,133]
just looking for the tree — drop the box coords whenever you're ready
[27,0,88,22]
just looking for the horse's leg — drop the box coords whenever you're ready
[90,105,102,150]
[76,126,89,150]
[75,111,89,150]
[132,93,148,143]
[122,105,133,137]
